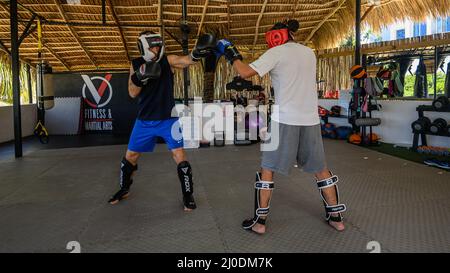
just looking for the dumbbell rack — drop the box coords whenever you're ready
[412,105,450,152]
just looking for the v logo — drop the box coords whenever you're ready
[181,167,189,174]
[82,74,112,104]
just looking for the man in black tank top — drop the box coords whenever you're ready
[108,31,217,211]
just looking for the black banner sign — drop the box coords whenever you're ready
[52,72,138,135]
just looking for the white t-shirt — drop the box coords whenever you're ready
[250,42,320,126]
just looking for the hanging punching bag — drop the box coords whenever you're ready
[36,61,54,110]
[414,57,428,98]
[398,57,412,89]
[36,19,54,111]
[445,62,450,98]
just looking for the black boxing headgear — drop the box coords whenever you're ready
[137,31,164,62]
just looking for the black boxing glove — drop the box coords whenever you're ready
[191,33,217,61]
[131,61,161,87]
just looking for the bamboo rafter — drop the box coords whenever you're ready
[303,0,347,44]
[0,2,70,70]
[196,0,210,37]
[361,5,375,22]
[53,0,97,67]
[0,0,448,72]
[252,0,269,54]
[107,0,130,61]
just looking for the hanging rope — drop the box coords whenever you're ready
[34,19,50,144]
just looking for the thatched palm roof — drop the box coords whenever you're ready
[0,0,449,72]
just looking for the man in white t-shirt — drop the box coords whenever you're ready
[216,20,346,234]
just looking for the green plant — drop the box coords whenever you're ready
[403,72,446,97]
[0,52,35,105]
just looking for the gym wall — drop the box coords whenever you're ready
[319,99,450,148]
[0,104,37,143]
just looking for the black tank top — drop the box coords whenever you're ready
[132,55,175,120]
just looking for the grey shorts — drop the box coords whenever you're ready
[261,121,327,175]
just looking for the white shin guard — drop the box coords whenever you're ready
[316,172,346,222]
[242,172,274,229]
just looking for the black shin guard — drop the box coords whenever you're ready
[316,172,346,222]
[242,172,274,230]
[109,157,137,204]
[177,161,196,209]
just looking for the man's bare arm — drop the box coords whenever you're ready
[167,54,196,70]
[232,59,258,79]
[128,65,142,98]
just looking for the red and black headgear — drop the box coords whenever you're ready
[265,19,300,48]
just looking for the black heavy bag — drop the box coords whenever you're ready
[414,57,428,98]
[445,62,450,98]
[398,57,413,87]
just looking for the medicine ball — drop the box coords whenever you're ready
[349,133,362,144]
[323,123,336,139]
[335,126,353,140]
[364,133,380,143]
[350,65,367,80]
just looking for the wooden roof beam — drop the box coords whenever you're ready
[303,0,347,44]
[53,0,97,68]
[318,34,450,58]
[196,0,210,37]
[0,38,33,66]
[226,0,230,35]
[251,0,268,54]
[0,39,10,55]
[0,2,70,70]
[361,5,375,22]
[29,31,70,70]
[290,0,302,18]
[107,0,130,61]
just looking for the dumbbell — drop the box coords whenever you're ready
[411,117,431,133]
[429,118,448,134]
[432,96,450,111]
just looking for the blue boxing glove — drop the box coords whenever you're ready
[215,39,231,55]
[216,39,243,64]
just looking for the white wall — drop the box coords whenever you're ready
[0,104,37,143]
[2,101,448,149]
[319,99,450,148]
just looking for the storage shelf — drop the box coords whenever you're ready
[412,104,450,151]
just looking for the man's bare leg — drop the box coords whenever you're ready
[171,147,186,164]
[126,150,141,165]
[251,168,274,234]
[315,168,345,231]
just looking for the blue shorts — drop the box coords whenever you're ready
[128,118,184,153]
